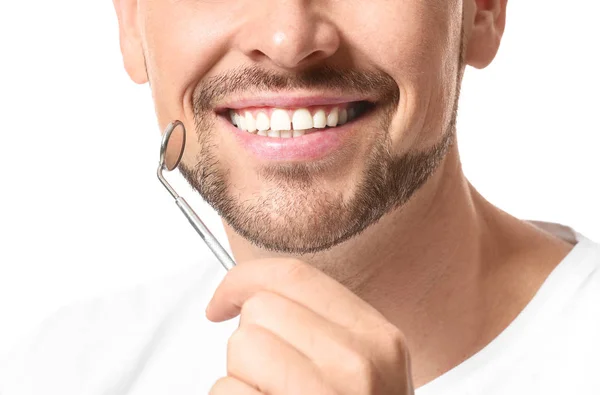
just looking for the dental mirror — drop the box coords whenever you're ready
[157,120,236,271]
[160,120,186,172]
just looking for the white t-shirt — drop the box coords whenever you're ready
[1,224,599,395]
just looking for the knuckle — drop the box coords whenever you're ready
[209,377,230,394]
[282,258,317,283]
[240,291,278,326]
[240,291,273,322]
[226,325,273,380]
[338,330,410,394]
[227,324,264,352]
[341,347,378,391]
[385,327,410,364]
[376,327,412,392]
[227,326,248,352]
[226,328,241,352]
[348,350,373,375]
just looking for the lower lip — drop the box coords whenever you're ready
[222,117,356,161]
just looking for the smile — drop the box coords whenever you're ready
[225,101,373,138]
[214,95,378,161]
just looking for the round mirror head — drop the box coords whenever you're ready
[159,120,186,171]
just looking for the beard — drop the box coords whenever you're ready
[179,64,457,254]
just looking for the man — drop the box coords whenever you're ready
[2,0,599,394]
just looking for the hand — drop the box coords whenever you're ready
[206,258,414,395]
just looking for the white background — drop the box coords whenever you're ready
[0,1,598,359]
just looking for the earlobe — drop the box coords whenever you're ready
[113,0,148,84]
[465,0,508,69]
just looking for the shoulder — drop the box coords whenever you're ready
[539,232,600,344]
[0,262,224,395]
[566,233,600,287]
[563,234,600,314]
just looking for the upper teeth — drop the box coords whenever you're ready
[229,106,355,137]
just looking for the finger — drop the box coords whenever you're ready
[206,258,385,330]
[239,291,381,395]
[209,376,263,395]
[227,323,337,395]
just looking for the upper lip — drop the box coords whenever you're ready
[214,92,376,112]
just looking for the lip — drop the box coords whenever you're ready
[214,92,375,111]
[220,115,361,162]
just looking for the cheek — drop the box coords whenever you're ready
[140,1,239,129]
[342,1,462,148]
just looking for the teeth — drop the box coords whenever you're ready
[245,112,257,133]
[237,113,247,130]
[338,108,348,125]
[292,109,313,130]
[256,112,270,131]
[313,109,327,129]
[270,109,292,131]
[229,103,366,137]
[327,108,339,127]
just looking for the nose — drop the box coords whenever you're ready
[235,0,341,70]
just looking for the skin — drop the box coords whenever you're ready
[114,0,574,392]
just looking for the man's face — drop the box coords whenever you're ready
[130,0,469,254]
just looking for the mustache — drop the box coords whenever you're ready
[192,65,400,112]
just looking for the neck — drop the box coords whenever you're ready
[223,143,573,387]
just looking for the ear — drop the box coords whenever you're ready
[113,0,148,84]
[465,0,508,69]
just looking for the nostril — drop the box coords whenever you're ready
[299,50,329,67]
[247,49,269,62]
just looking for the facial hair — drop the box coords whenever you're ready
[178,63,457,255]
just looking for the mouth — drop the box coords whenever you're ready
[218,101,374,138]
[213,96,378,161]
